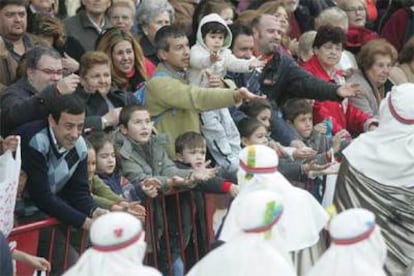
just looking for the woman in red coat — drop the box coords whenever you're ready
[301,25,377,137]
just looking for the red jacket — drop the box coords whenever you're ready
[380,7,410,51]
[301,55,372,136]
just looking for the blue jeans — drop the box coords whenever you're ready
[172,257,184,276]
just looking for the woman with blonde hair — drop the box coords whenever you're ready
[108,0,136,32]
[96,28,155,92]
[337,0,377,55]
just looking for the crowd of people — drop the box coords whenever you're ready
[0,0,413,275]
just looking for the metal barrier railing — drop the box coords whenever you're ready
[8,190,226,276]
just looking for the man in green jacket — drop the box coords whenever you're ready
[144,25,263,158]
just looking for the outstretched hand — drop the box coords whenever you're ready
[336,83,361,98]
[235,87,266,102]
[192,160,218,182]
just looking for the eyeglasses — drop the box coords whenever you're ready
[36,67,64,76]
[344,6,365,13]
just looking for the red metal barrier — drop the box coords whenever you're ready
[8,190,226,275]
[9,218,59,276]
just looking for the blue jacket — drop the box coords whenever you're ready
[17,121,97,228]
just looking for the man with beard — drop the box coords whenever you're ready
[253,14,361,110]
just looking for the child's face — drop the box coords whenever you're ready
[220,8,234,25]
[204,32,225,53]
[121,110,153,143]
[256,108,272,129]
[177,146,206,169]
[87,148,96,181]
[96,141,116,175]
[242,126,268,147]
[292,113,313,138]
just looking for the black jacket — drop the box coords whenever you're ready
[139,34,160,65]
[260,52,342,106]
[76,87,137,131]
[0,77,59,136]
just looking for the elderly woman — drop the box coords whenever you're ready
[136,0,175,64]
[301,25,377,136]
[96,28,155,93]
[347,39,397,117]
[76,51,137,131]
[314,7,358,71]
[389,37,414,85]
[108,0,135,32]
[337,0,377,55]
[334,83,414,275]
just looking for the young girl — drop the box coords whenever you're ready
[237,117,269,147]
[87,131,141,202]
[86,139,145,221]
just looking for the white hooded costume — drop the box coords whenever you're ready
[63,212,161,276]
[307,208,387,276]
[219,145,329,251]
[187,190,296,276]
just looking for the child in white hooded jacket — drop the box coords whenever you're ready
[188,13,264,180]
[188,13,264,87]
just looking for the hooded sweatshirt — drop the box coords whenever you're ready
[188,13,253,87]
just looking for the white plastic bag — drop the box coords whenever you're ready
[0,137,21,236]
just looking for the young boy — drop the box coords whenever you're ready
[282,98,351,201]
[175,131,239,196]
[174,131,239,265]
[115,105,217,276]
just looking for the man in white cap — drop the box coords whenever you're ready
[63,212,161,276]
[334,83,414,275]
[307,208,387,276]
[187,190,296,276]
[218,144,329,275]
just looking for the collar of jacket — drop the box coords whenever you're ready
[3,33,36,61]
[303,55,344,83]
[79,9,111,31]
[19,77,41,95]
[139,34,156,57]
[157,62,189,83]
